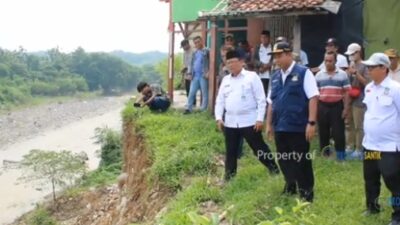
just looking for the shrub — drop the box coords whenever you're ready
[30,81,59,96]
[94,127,122,168]
[27,207,58,225]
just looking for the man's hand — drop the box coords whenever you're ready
[342,108,349,119]
[266,124,274,141]
[254,121,263,132]
[217,120,224,132]
[305,124,316,142]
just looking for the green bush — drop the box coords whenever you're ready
[0,85,31,105]
[94,127,122,168]
[27,207,58,225]
[56,78,77,95]
[30,81,60,96]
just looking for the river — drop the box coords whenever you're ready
[0,98,126,225]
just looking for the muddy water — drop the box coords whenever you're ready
[0,108,123,225]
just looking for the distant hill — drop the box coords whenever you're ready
[110,51,167,66]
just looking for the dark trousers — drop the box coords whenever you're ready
[317,101,346,152]
[261,78,270,97]
[275,132,315,202]
[363,149,400,220]
[224,126,279,180]
[185,79,196,105]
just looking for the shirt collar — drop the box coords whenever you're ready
[230,69,245,78]
[281,61,296,75]
[372,75,391,88]
[322,66,339,74]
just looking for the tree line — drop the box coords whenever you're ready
[0,47,164,109]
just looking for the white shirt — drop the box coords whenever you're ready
[215,69,266,128]
[389,64,400,83]
[319,53,349,70]
[362,76,400,152]
[267,61,320,104]
[300,50,309,66]
[259,44,272,79]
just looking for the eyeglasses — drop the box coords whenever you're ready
[366,65,383,70]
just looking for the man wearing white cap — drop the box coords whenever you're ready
[345,43,370,159]
[361,52,400,225]
[385,49,400,83]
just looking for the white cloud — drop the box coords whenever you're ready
[0,0,172,53]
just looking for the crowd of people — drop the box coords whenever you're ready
[212,31,399,225]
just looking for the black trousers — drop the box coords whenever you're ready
[224,126,279,180]
[261,78,270,97]
[363,149,400,220]
[185,79,196,105]
[275,132,315,202]
[317,101,346,152]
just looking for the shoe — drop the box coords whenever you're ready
[388,220,400,225]
[345,146,354,155]
[350,150,363,160]
[362,209,380,217]
[282,183,297,195]
[183,110,191,115]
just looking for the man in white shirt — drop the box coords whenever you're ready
[361,53,400,225]
[215,50,280,181]
[385,49,400,83]
[266,42,319,202]
[311,38,349,74]
[253,30,273,97]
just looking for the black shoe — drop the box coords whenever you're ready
[282,183,297,195]
[362,209,380,216]
[299,189,314,202]
[388,220,400,225]
[183,110,191,115]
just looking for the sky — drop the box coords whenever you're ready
[0,0,175,53]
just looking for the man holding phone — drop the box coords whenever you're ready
[135,82,170,112]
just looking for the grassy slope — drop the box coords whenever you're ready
[128,106,393,225]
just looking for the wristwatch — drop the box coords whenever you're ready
[308,121,316,126]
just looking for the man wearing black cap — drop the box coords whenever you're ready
[266,42,319,202]
[253,30,273,96]
[215,49,280,181]
[311,38,349,74]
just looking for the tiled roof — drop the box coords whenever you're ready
[228,0,325,12]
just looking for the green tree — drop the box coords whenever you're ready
[17,150,87,203]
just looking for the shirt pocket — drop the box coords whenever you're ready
[223,87,233,98]
[379,95,393,107]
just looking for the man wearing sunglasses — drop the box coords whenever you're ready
[361,52,400,225]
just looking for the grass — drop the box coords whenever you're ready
[122,104,394,225]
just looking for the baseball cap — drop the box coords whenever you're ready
[326,38,338,46]
[180,39,189,48]
[345,43,361,55]
[384,49,399,58]
[275,36,288,43]
[268,42,292,55]
[362,53,390,68]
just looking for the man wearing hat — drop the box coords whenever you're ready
[312,38,349,74]
[215,49,280,181]
[344,43,370,159]
[276,36,309,67]
[253,30,273,96]
[385,49,400,83]
[361,52,400,225]
[180,39,196,106]
[266,42,319,202]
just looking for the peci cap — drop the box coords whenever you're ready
[362,53,391,68]
[384,49,399,58]
[268,42,292,55]
[225,49,241,60]
[345,43,362,55]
